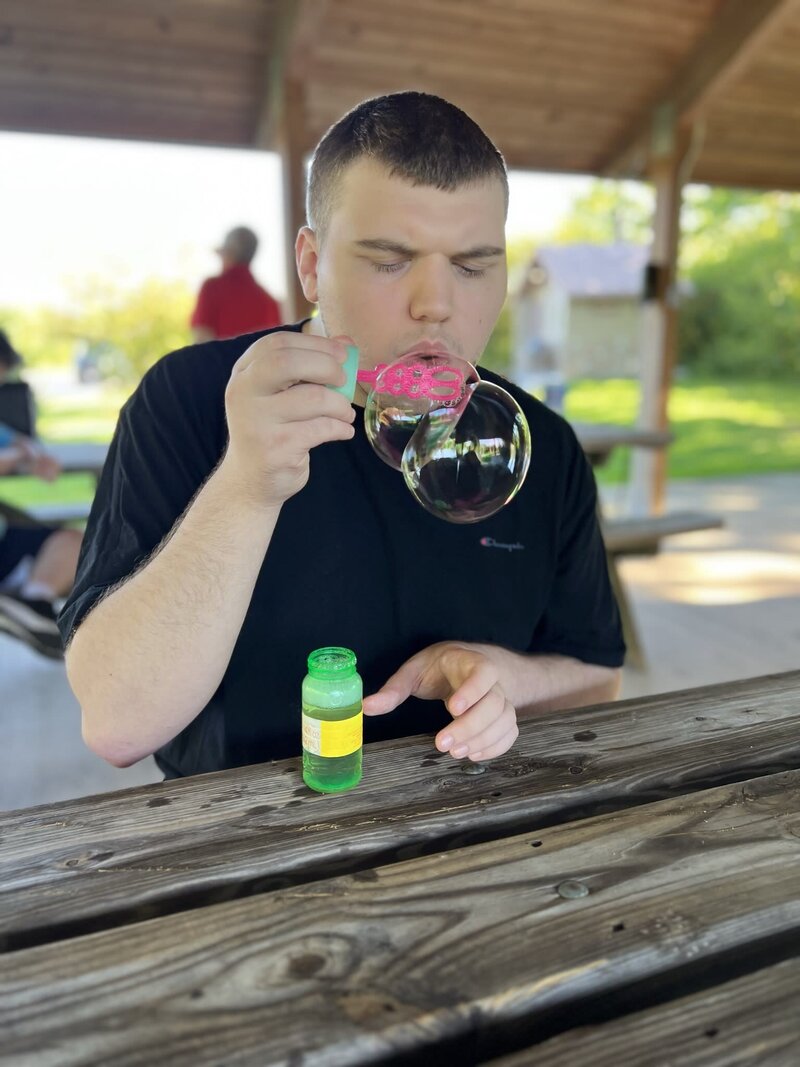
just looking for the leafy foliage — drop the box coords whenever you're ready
[1,276,194,382]
[679,189,800,377]
[552,180,653,245]
[492,179,800,380]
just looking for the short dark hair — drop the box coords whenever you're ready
[0,330,23,369]
[222,226,258,265]
[307,92,508,236]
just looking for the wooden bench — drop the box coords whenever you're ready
[601,511,724,668]
[26,501,92,526]
[2,671,799,1063]
[0,500,91,529]
[602,510,724,556]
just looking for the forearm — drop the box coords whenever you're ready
[0,443,26,474]
[469,644,621,715]
[67,458,281,767]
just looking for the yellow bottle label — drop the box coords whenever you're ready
[302,711,363,758]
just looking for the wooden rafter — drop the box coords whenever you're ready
[604,0,800,176]
[253,0,329,150]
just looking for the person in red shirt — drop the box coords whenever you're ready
[190,226,283,342]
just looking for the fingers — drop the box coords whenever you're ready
[439,649,499,716]
[363,652,428,716]
[470,720,520,762]
[275,383,356,426]
[362,690,401,716]
[233,333,349,393]
[436,690,517,760]
[295,415,357,451]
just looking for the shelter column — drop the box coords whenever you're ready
[275,78,312,323]
[629,119,690,516]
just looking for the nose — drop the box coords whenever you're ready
[408,255,454,324]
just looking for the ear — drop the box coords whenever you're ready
[295,226,320,304]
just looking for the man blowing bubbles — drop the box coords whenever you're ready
[61,92,624,780]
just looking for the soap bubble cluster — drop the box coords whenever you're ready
[364,353,531,523]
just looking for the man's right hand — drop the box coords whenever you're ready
[220,331,356,508]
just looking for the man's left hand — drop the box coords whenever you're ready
[363,642,519,761]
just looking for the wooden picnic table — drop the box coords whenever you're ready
[10,425,663,484]
[45,440,108,480]
[571,422,673,468]
[2,669,799,1065]
[0,440,108,528]
[47,427,661,477]
[5,424,659,494]
[0,424,656,530]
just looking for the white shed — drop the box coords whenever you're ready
[512,243,650,388]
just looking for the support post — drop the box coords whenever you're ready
[276,79,312,323]
[628,122,690,516]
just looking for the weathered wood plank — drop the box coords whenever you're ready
[605,0,798,173]
[1,0,277,55]
[2,770,799,1066]
[602,511,723,554]
[2,671,799,952]
[488,956,800,1066]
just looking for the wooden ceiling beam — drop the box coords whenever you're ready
[341,0,714,41]
[303,56,648,110]
[693,165,800,191]
[4,28,267,74]
[312,35,686,88]
[604,0,800,176]
[0,65,255,110]
[0,0,272,55]
[324,8,700,65]
[253,0,328,150]
[0,105,254,148]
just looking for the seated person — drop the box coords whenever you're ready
[0,329,21,382]
[0,437,82,659]
[0,329,60,479]
[62,92,624,777]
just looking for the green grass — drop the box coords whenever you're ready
[2,376,798,510]
[35,385,131,443]
[565,377,800,484]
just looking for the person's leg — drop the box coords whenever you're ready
[0,526,82,658]
[20,528,83,599]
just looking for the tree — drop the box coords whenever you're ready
[63,275,195,381]
[679,189,800,377]
[553,180,653,245]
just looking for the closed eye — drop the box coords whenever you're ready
[374,261,489,277]
[455,263,487,278]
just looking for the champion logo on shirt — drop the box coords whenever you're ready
[480,537,525,552]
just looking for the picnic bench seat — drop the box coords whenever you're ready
[26,501,92,525]
[0,499,91,529]
[601,510,724,556]
[601,511,724,669]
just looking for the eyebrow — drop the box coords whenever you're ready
[355,238,504,259]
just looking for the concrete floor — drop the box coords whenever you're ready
[1,472,798,812]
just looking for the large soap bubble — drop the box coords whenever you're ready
[363,353,531,523]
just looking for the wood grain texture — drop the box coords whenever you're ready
[489,957,800,1066]
[601,512,723,554]
[2,671,799,952]
[4,0,799,190]
[2,770,799,1066]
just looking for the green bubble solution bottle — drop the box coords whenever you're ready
[302,647,363,793]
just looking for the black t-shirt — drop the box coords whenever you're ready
[59,323,624,778]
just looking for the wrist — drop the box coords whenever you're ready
[212,452,284,521]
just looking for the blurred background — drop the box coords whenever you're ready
[1,0,798,808]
